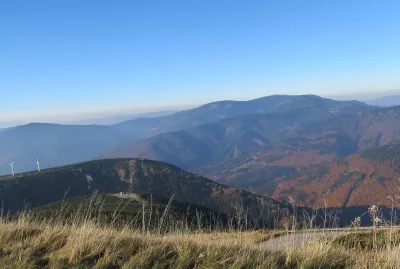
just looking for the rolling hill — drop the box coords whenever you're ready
[0,158,287,228]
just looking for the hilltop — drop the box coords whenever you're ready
[0,158,287,228]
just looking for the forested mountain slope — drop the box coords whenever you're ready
[0,158,287,227]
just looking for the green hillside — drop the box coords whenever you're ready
[0,158,287,228]
[33,193,233,231]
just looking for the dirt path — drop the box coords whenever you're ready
[111,193,142,202]
[259,230,351,250]
[258,226,400,250]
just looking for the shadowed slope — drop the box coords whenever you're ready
[0,158,287,228]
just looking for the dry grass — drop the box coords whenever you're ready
[1,196,400,268]
[2,215,400,269]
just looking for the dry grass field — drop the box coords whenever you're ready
[1,199,400,269]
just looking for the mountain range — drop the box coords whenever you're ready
[104,101,400,210]
[2,94,400,215]
[105,100,373,170]
[0,94,367,175]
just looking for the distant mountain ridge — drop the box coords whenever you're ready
[68,110,179,125]
[365,95,400,107]
[104,100,376,171]
[114,94,367,137]
[0,94,369,175]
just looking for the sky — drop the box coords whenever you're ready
[1,0,400,124]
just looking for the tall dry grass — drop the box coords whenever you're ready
[1,194,400,268]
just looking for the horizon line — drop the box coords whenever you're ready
[1,91,400,128]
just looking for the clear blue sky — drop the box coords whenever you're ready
[1,0,400,123]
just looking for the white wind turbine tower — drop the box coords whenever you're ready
[9,162,14,177]
[36,158,41,172]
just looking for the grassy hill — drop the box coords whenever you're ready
[0,158,287,229]
[32,193,234,231]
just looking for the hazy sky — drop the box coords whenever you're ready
[1,0,400,123]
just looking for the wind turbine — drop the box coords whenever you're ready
[9,162,14,177]
[36,158,41,172]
